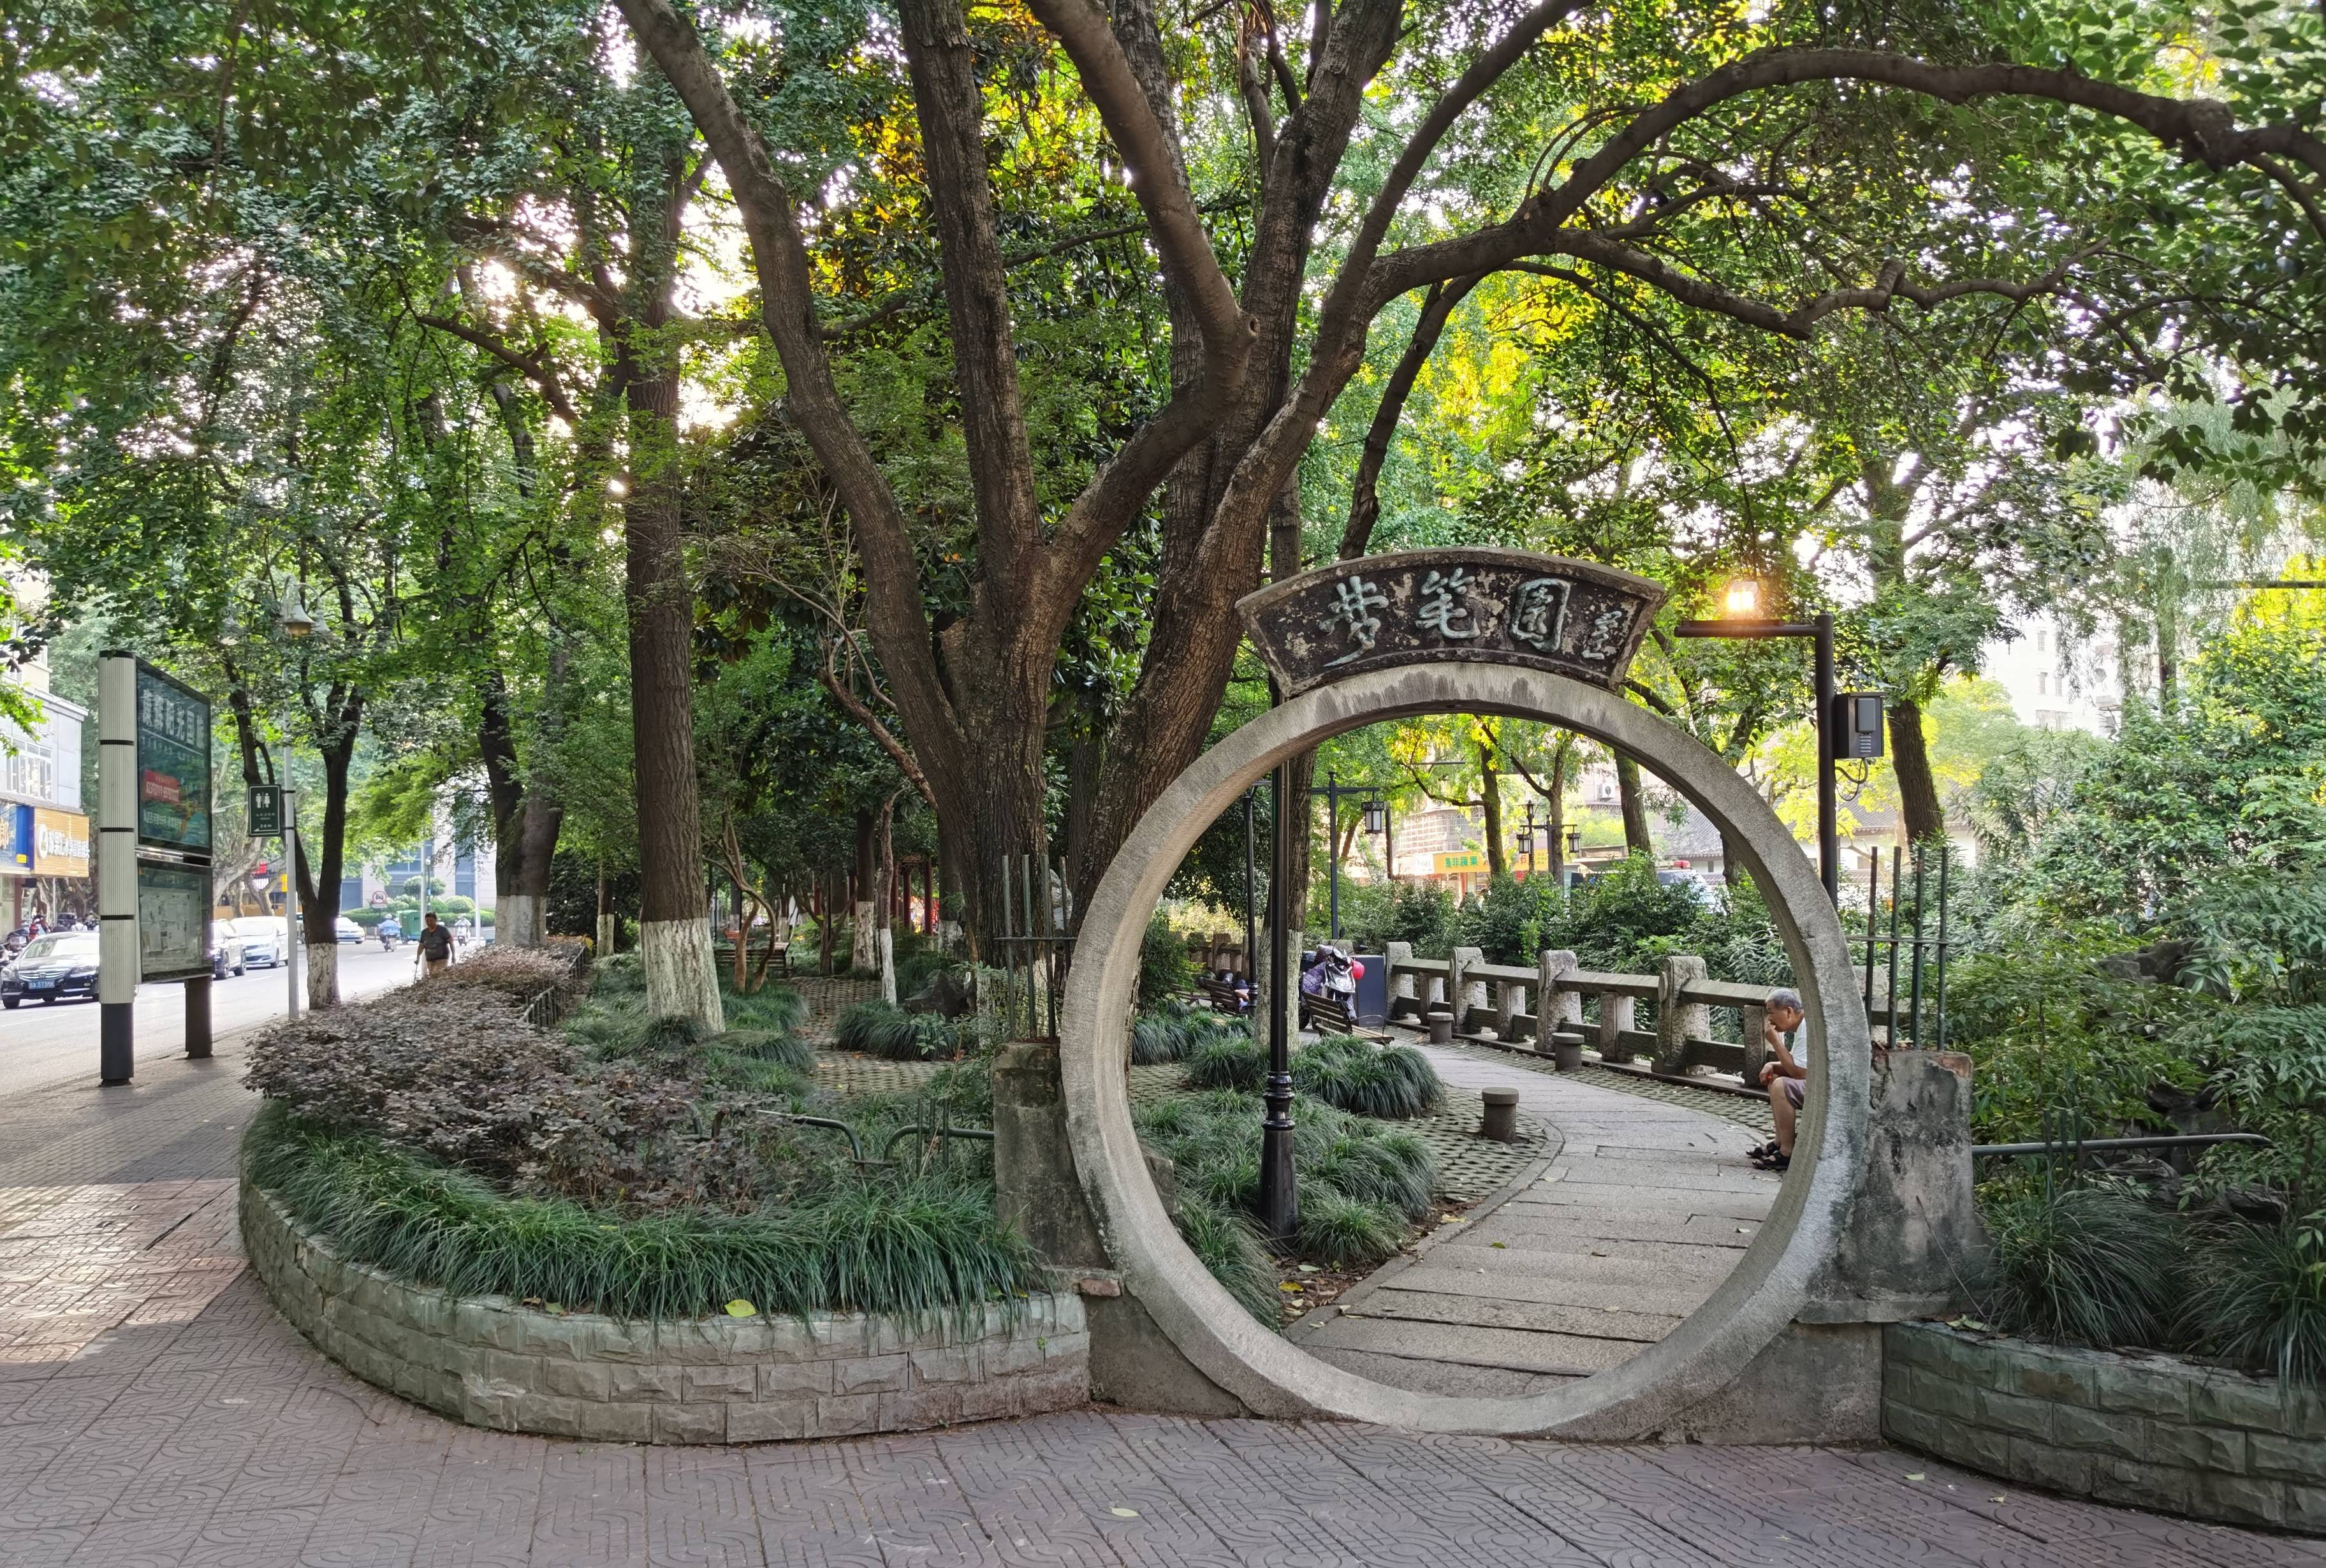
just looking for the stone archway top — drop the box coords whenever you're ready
[1057,660,1870,1437]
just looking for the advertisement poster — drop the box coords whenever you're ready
[136,664,211,856]
[136,861,210,981]
[32,809,89,878]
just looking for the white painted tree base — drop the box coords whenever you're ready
[596,913,617,956]
[499,895,545,948]
[643,919,724,1029]
[851,900,877,973]
[305,942,341,1009]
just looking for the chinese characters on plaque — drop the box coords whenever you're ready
[1238,550,1666,696]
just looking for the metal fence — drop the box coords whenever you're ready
[993,853,1076,1042]
[1854,842,1953,1050]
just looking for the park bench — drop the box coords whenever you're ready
[1197,974,1246,1013]
[1299,991,1388,1041]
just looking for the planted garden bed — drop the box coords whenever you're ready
[239,948,1084,1441]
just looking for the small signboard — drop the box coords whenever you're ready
[136,861,210,981]
[1238,549,1667,698]
[32,808,89,877]
[1433,851,1486,874]
[135,663,212,856]
[248,784,283,837]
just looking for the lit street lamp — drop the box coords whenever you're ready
[1673,578,1883,902]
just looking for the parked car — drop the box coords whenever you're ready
[334,916,363,944]
[210,934,245,979]
[221,917,284,969]
[2,932,100,1007]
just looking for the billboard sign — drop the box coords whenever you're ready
[247,784,282,837]
[135,664,211,857]
[136,861,210,981]
[32,809,89,877]
[3,803,28,873]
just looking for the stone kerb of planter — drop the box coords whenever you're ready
[241,1179,1089,1444]
[1885,1321,2326,1532]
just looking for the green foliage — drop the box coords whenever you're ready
[1130,998,1245,1066]
[2183,1220,2326,1389]
[1139,909,1197,1006]
[720,984,808,1036]
[1183,1032,1266,1092]
[245,1103,1042,1322]
[1290,1036,1445,1120]
[1292,1191,1405,1270]
[1342,879,1459,960]
[833,1000,965,1062]
[1132,1088,1436,1320]
[1977,1177,2185,1349]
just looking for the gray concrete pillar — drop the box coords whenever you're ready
[1653,953,1710,1074]
[1536,949,1579,1053]
[1740,999,1771,1083]
[1808,1048,1983,1323]
[1385,941,1415,1019]
[1451,946,1486,1034]
[1597,992,1635,1061]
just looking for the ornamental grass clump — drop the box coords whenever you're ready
[1291,1036,1444,1119]
[1132,998,1246,1065]
[1183,1032,1266,1090]
[246,1103,1043,1321]
[2181,1217,2326,1388]
[835,1000,968,1061]
[1132,1088,1436,1320]
[1976,1176,2184,1349]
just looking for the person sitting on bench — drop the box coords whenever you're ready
[1750,987,1808,1172]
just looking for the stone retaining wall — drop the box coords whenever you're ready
[1883,1320,2324,1532]
[242,1178,1089,1444]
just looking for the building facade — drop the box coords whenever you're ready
[0,639,91,931]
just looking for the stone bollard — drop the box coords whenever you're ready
[1535,949,1579,1055]
[1479,1086,1520,1143]
[1552,1034,1584,1073]
[1425,1009,1454,1045]
[1653,953,1710,1074]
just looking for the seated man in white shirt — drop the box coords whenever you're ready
[1751,987,1808,1172]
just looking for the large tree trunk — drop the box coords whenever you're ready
[1616,753,1653,860]
[623,361,721,1027]
[479,664,564,948]
[1478,737,1507,880]
[1887,698,1945,845]
[290,704,360,1010]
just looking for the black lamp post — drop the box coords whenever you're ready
[1563,826,1581,890]
[1516,802,1546,879]
[1240,786,1259,1000]
[1261,759,1298,1243]
[1308,769,1374,942]
[1674,579,1880,904]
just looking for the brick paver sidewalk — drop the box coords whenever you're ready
[1,1031,2318,1564]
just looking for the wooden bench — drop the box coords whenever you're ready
[1197,974,1247,1013]
[1299,992,1387,1041]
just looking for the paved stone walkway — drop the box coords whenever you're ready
[1292,1039,1779,1396]
[1,1008,2316,1564]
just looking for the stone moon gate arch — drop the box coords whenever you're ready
[1055,550,1873,1436]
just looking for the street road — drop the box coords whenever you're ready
[0,944,416,1094]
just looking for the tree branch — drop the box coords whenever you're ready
[412,312,581,425]
[1339,272,1482,561]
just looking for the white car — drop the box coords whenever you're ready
[220,917,285,969]
[334,916,363,944]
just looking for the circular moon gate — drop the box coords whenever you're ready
[1057,663,1871,1436]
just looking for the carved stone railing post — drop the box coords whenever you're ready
[1384,941,1415,1020]
[1597,990,1635,1060]
[1451,946,1486,1035]
[1495,977,1523,1041]
[1536,949,1579,1054]
[1654,954,1710,1074]
[1740,999,1771,1083]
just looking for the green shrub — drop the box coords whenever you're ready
[835,1000,962,1061]
[2183,1219,2326,1387]
[1291,1036,1444,1119]
[1294,1189,1404,1269]
[1132,1088,1435,1322]
[1977,1177,2184,1349]
[1184,1032,1266,1091]
[721,985,807,1035]
[592,951,646,995]
[245,1103,1042,1321]
[1132,998,1245,1066]
[1139,909,1197,1006]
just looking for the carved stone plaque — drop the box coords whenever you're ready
[1236,549,1667,696]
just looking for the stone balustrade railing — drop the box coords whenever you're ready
[1382,942,1781,1080]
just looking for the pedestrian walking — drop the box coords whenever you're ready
[416,911,454,980]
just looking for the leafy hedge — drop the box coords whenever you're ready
[246,1102,1044,1321]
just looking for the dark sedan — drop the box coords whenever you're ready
[2,932,101,1008]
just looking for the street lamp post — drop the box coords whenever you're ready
[1674,581,1881,904]
[1363,796,1390,886]
[1307,770,1374,943]
[1261,761,1298,1243]
[1563,826,1581,891]
[1515,802,1546,880]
